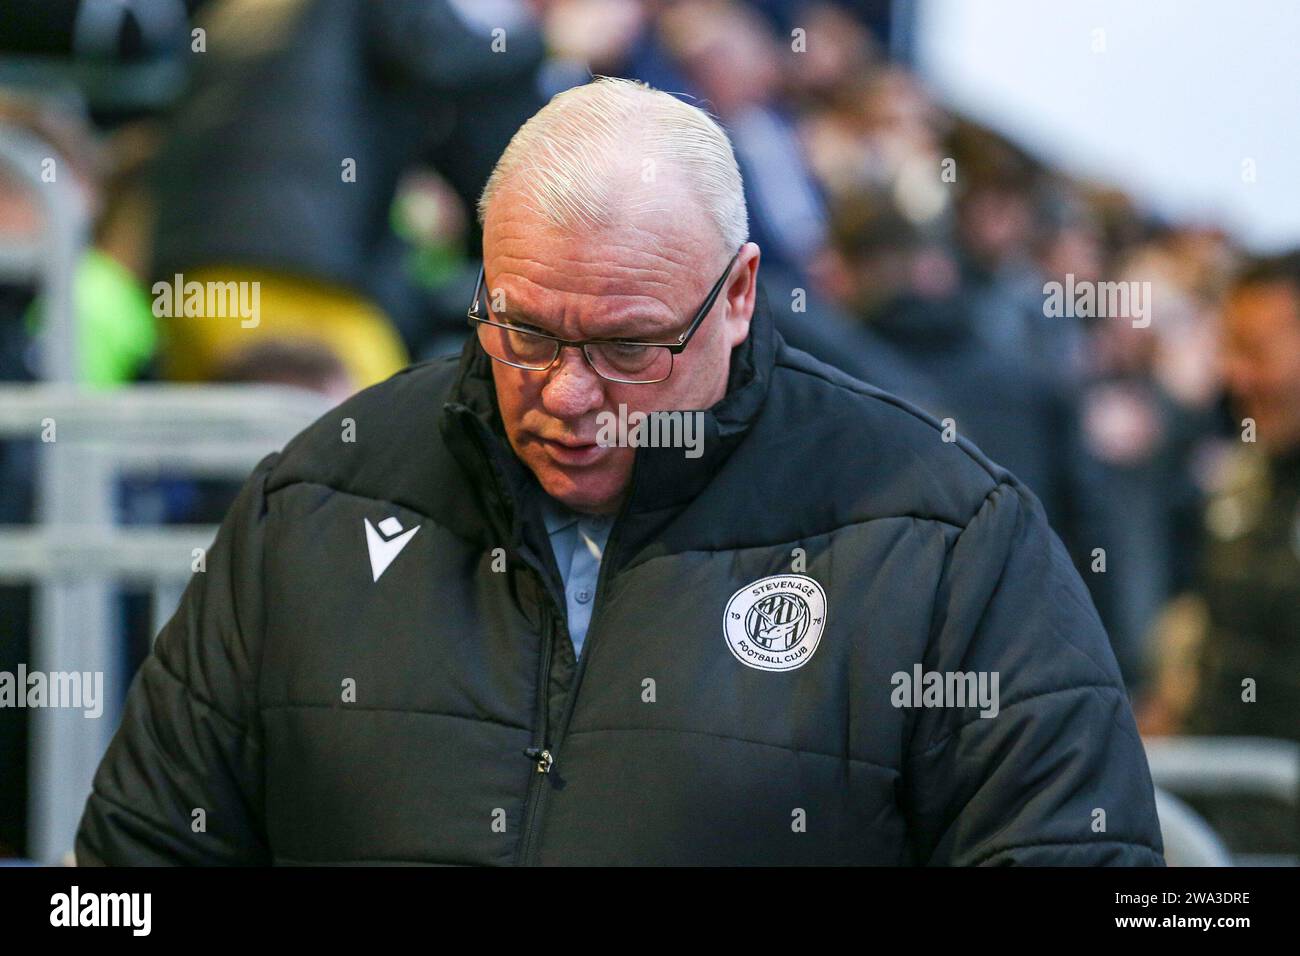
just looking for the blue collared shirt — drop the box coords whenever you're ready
[539,496,614,660]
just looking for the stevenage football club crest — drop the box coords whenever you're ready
[723,574,828,672]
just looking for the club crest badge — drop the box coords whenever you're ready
[723,574,827,672]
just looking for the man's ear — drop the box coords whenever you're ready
[723,242,761,347]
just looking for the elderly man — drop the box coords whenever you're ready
[77,78,1163,866]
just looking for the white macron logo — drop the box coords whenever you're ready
[364,516,420,582]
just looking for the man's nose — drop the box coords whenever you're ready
[540,346,606,419]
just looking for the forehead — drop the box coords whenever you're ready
[481,182,721,339]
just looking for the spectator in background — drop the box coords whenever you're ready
[534,0,682,94]
[1144,252,1300,744]
[947,122,1070,378]
[149,0,547,392]
[661,0,828,285]
[0,95,159,388]
[825,186,1102,576]
[213,338,352,401]
[1080,231,1229,687]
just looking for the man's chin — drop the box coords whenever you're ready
[530,458,628,515]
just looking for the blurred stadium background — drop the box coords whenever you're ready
[0,0,1296,865]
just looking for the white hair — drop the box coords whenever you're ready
[477,77,748,254]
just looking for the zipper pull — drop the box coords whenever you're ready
[524,747,554,774]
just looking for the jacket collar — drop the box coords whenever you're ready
[439,281,779,577]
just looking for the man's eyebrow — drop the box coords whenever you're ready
[594,315,678,340]
[494,310,549,334]
[494,304,678,341]
[482,294,549,332]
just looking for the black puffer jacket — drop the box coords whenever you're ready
[76,292,1164,865]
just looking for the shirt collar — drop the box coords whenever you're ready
[540,493,619,541]
[539,493,580,537]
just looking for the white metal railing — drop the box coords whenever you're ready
[1154,786,1233,866]
[0,384,326,863]
[0,116,331,863]
[1145,736,1300,805]
[1145,735,1300,865]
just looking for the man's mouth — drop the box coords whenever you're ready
[537,434,606,466]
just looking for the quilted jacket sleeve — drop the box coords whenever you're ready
[904,480,1165,866]
[75,453,280,865]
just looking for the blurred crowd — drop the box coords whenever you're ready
[1,0,1298,857]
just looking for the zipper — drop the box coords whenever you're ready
[524,600,555,771]
[453,407,569,863]
[458,401,641,865]
[516,453,640,866]
[515,582,561,864]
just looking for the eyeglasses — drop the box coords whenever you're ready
[467,248,742,385]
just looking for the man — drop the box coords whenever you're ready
[77,78,1163,865]
[1147,252,1300,744]
[1140,253,1300,857]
